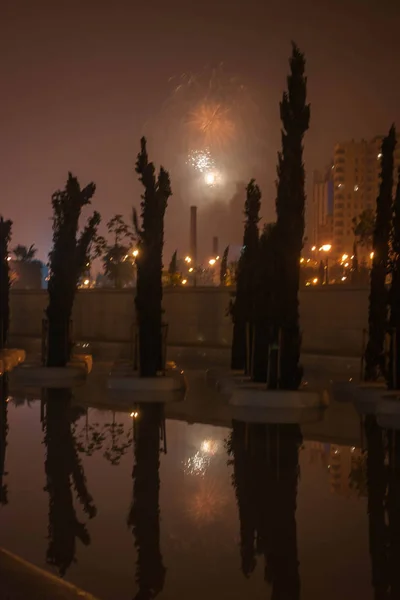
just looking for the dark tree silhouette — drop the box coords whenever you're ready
[0,375,9,505]
[0,217,12,350]
[229,422,301,598]
[365,126,396,381]
[12,244,37,262]
[103,215,135,289]
[230,180,261,372]
[252,223,279,384]
[127,404,166,600]
[167,250,180,286]
[219,245,229,285]
[365,416,389,598]
[44,388,97,576]
[134,138,172,377]
[351,240,359,285]
[46,174,100,367]
[352,209,375,249]
[388,168,400,388]
[275,43,310,390]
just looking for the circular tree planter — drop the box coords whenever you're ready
[11,364,88,389]
[107,363,187,403]
[0,349,26,372]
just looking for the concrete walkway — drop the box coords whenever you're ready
[0,548,100,600]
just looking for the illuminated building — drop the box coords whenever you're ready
[332,136,400,257]
[311,166,334,249]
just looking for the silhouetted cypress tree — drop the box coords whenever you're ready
[275,43,310,390]
[134,138,172,377]
[128,404,166,600]
[219,245,229,285]
[253,223,279,384]
[365,126,396,381]
[230,180,261,372]
[388,167,400,388]
[0,374,8,505]
[387,428,400,597]
[0,217,12,350]
[229,423,301,598]
[44,389,97,576]
[47,174,100,367]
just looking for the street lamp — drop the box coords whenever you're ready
[320,244,332,284]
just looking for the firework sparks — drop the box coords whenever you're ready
[183,451,211,477]
[186,148,215,173]
[187,102,236,148]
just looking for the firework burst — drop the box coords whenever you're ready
[186,148,215,173]
[163,64,262,153]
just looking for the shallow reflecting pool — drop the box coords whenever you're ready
[0,372,398,599]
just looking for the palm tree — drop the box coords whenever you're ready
[12,244,37,262]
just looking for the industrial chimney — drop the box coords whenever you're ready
[212,236,219,258]
[190,206,197,265]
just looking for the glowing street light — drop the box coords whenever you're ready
[83,279,90,286]
[182,279,187,285]
[311,246,316,251]
[312,278,318,284]
[320,244,332,252]
[341,254,348,262]
[132,249,139,257]
[188,267,193,273]
[370,251,374,260]
[209,258,216,266]
[185,256,192,263]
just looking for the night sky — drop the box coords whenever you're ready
[2,0,400,263]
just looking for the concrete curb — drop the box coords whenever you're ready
[0,548,100,599]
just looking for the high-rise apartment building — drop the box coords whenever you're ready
[311,166,334,248]
[332,136,400,256]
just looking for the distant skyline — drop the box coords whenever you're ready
[2,0,400,262]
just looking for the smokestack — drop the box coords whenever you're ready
[212,236,219,257]
[190,206,197,265]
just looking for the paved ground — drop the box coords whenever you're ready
[0,549,99,600]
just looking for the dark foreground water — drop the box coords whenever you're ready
[0,373,398,599]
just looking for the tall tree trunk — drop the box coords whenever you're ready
[365,126,396,381]
[0,374,8,505]
[128,403,166,600]
[135,139,171,377]
[44,389,96,576]
[365,416,389,598]
[0,218,12,350]
[230,180,261,373]
[275,44,310,390]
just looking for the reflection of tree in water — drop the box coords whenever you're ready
[72,410,133,466]
[228,421,301,598]
[365,416,400,598]
[0,374,8,505]
[44,388,97,576]
[127,403,166,600]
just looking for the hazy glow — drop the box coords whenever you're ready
[320,244,332,252]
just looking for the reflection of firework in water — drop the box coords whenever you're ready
[187,148,215,173]
[187,480,229,524]
[183,451,211,477]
